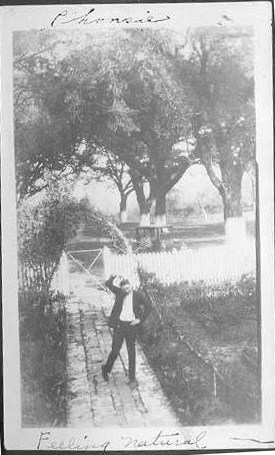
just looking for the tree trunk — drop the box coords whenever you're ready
[139,201,152,226]
[220,158,243,215]
[194,120,248,245]
[200,151,246,243]
[155,192,167,226]
[219,171,246,244]
[131,174,154,226]
[201,147,243,220]
[119,194,127,224]
[220,184,242,220]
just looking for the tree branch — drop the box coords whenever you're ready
[200,153,224,193]
[125,186,134,196]
[124,178,133,192]
[164,159,191,193]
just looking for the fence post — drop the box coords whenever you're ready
[60,252,70,295]
[50,252,70,296]
[103,246,111,279]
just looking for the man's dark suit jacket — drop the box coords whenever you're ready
[105,275,152,329]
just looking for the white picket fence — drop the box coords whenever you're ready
[103,241,256,288]
[20,241,256,294]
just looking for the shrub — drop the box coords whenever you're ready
[18,178,84,424]
[139,273,259,425]
[18,180,91,287]
[20,289,67,426]
[18,176,130,425]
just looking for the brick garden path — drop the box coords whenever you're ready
[66,270,180,427]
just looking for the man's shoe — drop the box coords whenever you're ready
[101,365,109,381]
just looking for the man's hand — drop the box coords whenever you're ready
[130,318,141,326]
[112,275,121,287]
[105,275,121,294]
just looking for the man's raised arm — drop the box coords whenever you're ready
[105,275,121,294]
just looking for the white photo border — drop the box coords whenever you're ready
[1,2,274,451]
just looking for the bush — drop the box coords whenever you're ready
[18,177,131,425]
[18,177,131,295]
[139,273,260,425]
[18,180,91,286]
[20,290,67,426]
[18,178,83,425]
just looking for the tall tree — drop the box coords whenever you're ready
[14,29,196,223]
[93,29,196,225]
[91,149,134,223]
[14,26,255,236]
[13,30,113,201]
[181,27,255,233]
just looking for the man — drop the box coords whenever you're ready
[102,275,152,385]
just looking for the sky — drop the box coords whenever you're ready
[73,164,254,218]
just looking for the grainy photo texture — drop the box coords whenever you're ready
[2,2,274,452]
[15,22,260,428]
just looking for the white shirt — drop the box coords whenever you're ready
[119,292,135,322]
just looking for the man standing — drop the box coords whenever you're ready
[102,275,152,385]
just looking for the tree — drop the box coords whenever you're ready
[13,30,113,201]
[14,26,255,236]
[90,29,197,225]
[90,149,134,223]
[14,29,196,224]
[181,27,255,233]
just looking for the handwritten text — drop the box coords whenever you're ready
[51,8,170,28]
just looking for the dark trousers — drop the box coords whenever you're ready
[105,321,137,380]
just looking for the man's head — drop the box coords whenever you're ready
[120,278,132,294]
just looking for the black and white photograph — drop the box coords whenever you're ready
[1,2,274,452]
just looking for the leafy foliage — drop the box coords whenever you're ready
[18,175,131,295]
[14,29,192,204]
[14,26,255,220]
[20,289,67,426]
[18,175,131,426]
[95,29,195,213]
[14,31,109,200]
[18,177,87,270]
[183,27,255,217]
